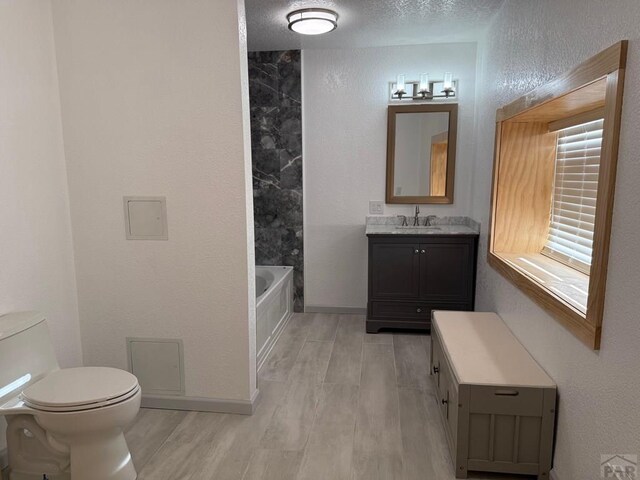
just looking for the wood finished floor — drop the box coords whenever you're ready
[125,313,533,480]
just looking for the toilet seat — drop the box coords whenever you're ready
[21,366,140,413]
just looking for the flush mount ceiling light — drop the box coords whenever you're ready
[287,8,338,35]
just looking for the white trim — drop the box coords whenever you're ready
[305,305,367,315]
[141,389,261,416]
[301,48,308,314]
[257,308,292,373]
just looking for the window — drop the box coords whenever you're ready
[488,41,627,349]
[543,119,604,274]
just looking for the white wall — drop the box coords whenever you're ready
[303,43,478,309]
[51,0,257,402]
[473,2,640,479]
[0,0,82,452]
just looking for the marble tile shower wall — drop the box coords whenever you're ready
[248,50,303,311]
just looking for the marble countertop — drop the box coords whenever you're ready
[365,216,480,236]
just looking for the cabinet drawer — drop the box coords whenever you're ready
[371,301,430,320]
[470,385,543,416]
[371,301,471,321]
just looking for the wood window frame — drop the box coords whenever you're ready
[488,41,628,350]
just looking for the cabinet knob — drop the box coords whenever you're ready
[433,366,439,374]
[421,249,426,254]
[414,249,419,254]
[442,398,448,405]
[416,308,422,313]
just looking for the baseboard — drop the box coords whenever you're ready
[142,388,261,415]
[305,305,367,315]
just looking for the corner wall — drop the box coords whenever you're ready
[0,0,82,453]
[51,0,256,403]
[473,2,640,478]
[303,43,478,310]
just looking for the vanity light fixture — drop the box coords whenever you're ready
[287,8,338,35]
[418,73,430,98]
[442,72,455,97]
[395,74,407,99]
[389,73,457,101]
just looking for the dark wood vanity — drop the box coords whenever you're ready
[366,232,478,333]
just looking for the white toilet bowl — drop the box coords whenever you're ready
[0,313,141,480]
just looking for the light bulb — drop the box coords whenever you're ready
[443,72,454,91]
[418,73,430,94]
[396,74,406,95]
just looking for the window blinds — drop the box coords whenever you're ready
[543,118,604,274]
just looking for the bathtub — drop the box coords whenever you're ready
[256,266,294,371]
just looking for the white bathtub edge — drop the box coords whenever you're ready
[255,266,294,371]
[256,266,293,308]
[256,309,292,373]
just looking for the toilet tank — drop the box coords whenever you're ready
[0,312,60,404]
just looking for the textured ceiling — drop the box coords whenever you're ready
[246,0,505,51]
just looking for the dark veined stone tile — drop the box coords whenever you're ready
[277,190,303,227]
[278,134,302,152]
[255,227,284,266]
[253,149,281,179]
[249,49,304,310]
[280,150,302,190]
[278,107,302,137]
[253,187,282,228]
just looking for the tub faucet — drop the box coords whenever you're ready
[414,206,420,226]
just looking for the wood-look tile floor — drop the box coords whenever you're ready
[125,313,533,480]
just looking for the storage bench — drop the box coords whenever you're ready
[431,311,557,479]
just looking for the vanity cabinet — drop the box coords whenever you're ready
[367,234,478,333]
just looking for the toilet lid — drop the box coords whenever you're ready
[21,367,139,411]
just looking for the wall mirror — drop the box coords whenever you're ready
[386,104,457,204]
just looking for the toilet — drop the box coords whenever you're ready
[0,312,141,480]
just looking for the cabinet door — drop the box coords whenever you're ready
[419,242,472,302]
[370,242,420,299]
[438,360,459,455]
[431,331,444,394]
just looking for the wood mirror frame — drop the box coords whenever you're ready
[386,104,458,204]
[488,41,627,350]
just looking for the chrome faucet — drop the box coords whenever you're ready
[426,215,437,226]
[414,206,420,226]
